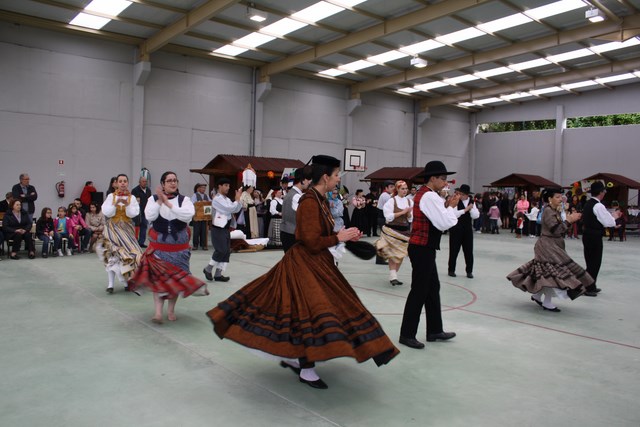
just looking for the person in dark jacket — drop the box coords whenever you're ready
[12,173,37,219]
[3,199,35,259]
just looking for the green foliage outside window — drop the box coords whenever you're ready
[478,113,640,133]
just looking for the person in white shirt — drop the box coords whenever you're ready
[447,184,480,279]
[376,180,413,286]
[191,183,211,250]
[203,178,241,282]
[280,167,312,252]
[98,174,142,294]
[582,181,621,296]
[375,181,395,265]
[399,161,459,350]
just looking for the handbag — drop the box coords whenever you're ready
[497,217,502,227]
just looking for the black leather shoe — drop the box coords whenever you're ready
[124,286,129,292]
[214,275,230,282]
[106,288,114,294]
[426,331,456,342]
[583,291,598,297]
[399,336,425,349]
[10,254,20,260]
[299,376,328,389]
[531,296,543,306]
[390,279,402,286]
[594,288,602,293]
[280,361,301,376]
[466,273,473,279]
[448,271,456,277]
[542,306,561,312]
[203,268,213,281]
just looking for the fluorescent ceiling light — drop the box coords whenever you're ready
[415,81,449,91]
[473,97,503,105]
[368,50,407,64]
[459,102,477,107]
[234,33,276,48]
[585,8,605,23]
[318,68,347,77]
[334,0,367,6]
[436,27,485,45]
[69,13,111,30]
[85,0,131,16]
[293,2,344,23]
[501,92,532,100]
[261,18,307,37]
[398,87,420,93]
[443,74,479,85]
[214,45,248,56]
[525,0,587,20]
[509,58,551,71]
[247,7,267,22]
[547,48,592,63]
[529,86,564,95]
[562,80,597,89]
[477,13,533,33]
[338,60,376,72]
[401,40,444,55]
[595,73,637,84]
[591,38,640,54]
[474,67,513,78]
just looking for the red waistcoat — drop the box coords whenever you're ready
[409,186,431,246]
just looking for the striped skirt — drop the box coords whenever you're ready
[96,219,142,279]
[375,225,410,263]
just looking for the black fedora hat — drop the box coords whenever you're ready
[455,184,473,195]
[419,160,455,178]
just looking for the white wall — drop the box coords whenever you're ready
[473,84,640,202]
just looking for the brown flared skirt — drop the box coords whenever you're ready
[206,246,399,366]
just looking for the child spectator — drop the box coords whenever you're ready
[35,207,60,258]
[566,207,579,239]
[54,206,75,256]
[85,201,105,252]
[516,212,525,239]
[488,202,501,234]
[68,203,92,253]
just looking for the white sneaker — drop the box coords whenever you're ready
[66,249,72,256]
[57,249,64,257]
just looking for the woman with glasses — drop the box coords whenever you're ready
[130,172,208,324]
[98,174,142,294]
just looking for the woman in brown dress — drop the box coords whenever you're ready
[206,155,399,389]
[507,188,593,312]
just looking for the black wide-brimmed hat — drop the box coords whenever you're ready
[419,160,455,178]
[455,184,473,195]
[216,177,231,186]
[311,155,341,168]
[590,181,605,195]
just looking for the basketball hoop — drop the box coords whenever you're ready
[352,165,366,173]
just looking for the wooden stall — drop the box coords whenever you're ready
[487,173,562,197]
[363,167,425,190]
[578,173,640,207]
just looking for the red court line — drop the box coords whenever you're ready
[234,259,640,351]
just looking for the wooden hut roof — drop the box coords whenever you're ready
[190,154,306,176]
[364,167,425,182]
[488,173,562,188]
[582,173,640,189]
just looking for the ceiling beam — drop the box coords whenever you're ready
[138,0,239,60]
[352,13,640,94]
[260,0,492,78]
[420,57,640,108]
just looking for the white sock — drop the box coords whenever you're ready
[300,368,320,381]
[542,293,555,309]
[107,271,115,288]
[532,291,542,302]
[389,270,398,281]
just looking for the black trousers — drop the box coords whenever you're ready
[400,244,443,339]
[210,226,231,263]
[193,221,208,249]
[281,231,295,253]
[583,233,603,290]
[7,231,35,253]
[448,228,473,274]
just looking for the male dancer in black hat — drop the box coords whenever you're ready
[448,184,479,279]
[399,161,459,349]
[582,181,620,296]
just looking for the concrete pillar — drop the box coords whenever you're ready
[554,105,566,185]
[131,60,150,178]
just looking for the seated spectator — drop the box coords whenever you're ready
[68,203,92,253]
[0,192,12,213]
[74,198,87,218]
[54,206,75,256]
[85,201,106,252]
[35,207,60,258]
[3,199,35,259]
[80,181,96,211]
